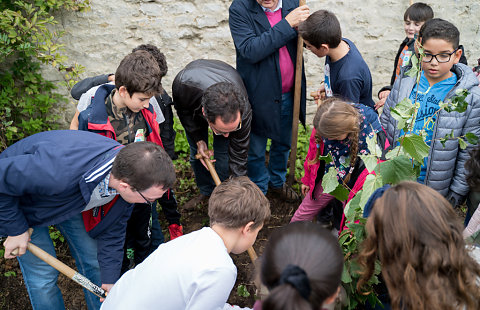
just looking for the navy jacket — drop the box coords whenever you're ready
[0,130,134,284]
[229,0,306,141]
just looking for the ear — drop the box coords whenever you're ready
[118,181,132,193]
[452,47,462,64]
[241,221,255,235]
[118,85,129,98]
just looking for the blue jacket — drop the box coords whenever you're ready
[229,0,306,140]
[0,130,134,284]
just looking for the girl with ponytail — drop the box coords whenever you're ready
[291,98,382,223]
[253,222,343,310]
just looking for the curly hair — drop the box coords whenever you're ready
[311,98,360,184]
[465,145,480,191]
[357,182,480,310]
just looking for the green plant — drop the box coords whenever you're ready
[49,226,64,247]
[0,0,89,150]
[237,284,251,298]
[3,271,16,277]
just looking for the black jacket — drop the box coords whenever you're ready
[172,59,252,177]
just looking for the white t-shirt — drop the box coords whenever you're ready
[77,82,165,124]
[101,227,237,310]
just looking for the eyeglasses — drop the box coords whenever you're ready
[209,119,242,136]
[422,49,458,63]
[136,189,155,207]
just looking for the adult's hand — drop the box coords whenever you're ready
[196,140,214,170]
[285,5,310,28]
[3,230,31,259]
[100,283,114,302]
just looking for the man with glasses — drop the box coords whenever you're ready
[173,59,251,208]
[1,130,176,309]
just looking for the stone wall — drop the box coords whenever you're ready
[48,0,480,127]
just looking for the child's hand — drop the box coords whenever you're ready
[375,90,391,110]
[310,84,326,106]
[301,184,310,196]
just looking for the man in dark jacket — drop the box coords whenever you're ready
[172,59,251,207]
[229,0,309,201]
[0,130,175,310]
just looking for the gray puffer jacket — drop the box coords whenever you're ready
[381,63,480,202]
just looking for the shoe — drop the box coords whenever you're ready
[181,194,209,210]
[269,183,300,203]
[168,224,183,240]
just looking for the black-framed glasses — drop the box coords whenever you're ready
[422,49,458,63]
[136,189,154,207]
[209,119,242,136]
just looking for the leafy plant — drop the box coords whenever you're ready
[0,0,90,150]
[49,226,64,247]
[237,284,251,298]
[3,271,16,277]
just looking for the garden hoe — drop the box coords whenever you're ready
[195,153,269,297]
[11,228,107,299]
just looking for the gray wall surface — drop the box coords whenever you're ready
[48,0,480,126]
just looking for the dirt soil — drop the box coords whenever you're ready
[0,163,298,310]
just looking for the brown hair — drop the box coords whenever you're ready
[112,141,176,191]
[115,50,163,97]
[312,98,360,183]
[465,145,480,191]
[404,2,434,22]
[357,182,480,310]
[261,222,343,310]
[208,176,270,229]
[132,44,168,78]
[298,10,342,49]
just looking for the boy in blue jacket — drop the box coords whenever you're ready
[299,10,375,109]
[1,130,176,310]
[380,18,480,208]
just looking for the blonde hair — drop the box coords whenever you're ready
[312,98,360,183]
[208,176,270,229]
[357,182,480,310]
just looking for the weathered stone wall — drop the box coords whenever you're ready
[48,0,480,127]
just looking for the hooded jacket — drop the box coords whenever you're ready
[0,130,133,284]
[381,63,480,200]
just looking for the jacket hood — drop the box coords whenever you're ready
[452,63,480,92]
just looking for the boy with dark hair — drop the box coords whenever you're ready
[71,45,183,246]
[101,176,270,310]
[299,10,375,109]
[381,18,480,208]
[77,50,180,276]
[1,130,175,310]
[376,3,467,110]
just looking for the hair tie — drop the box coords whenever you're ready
[278,264,311,300]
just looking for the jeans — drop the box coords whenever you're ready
[150,202,165,249]
[248,92,293,194]
[17,214,101,310]
[186,131,229,196]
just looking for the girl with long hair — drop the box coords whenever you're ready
[291,98,382,224]
[357,181,480,310]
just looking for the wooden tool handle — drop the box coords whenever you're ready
[195,153,221,186]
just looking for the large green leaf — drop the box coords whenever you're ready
[330,184,350,201]
[402,134,430,162]
[342,261,353,283]
[360,154,378,173]
[359,174,383,210]
[318,153,333,164]
[390,98,415,130]
[374,155,416,184]
[344,190,362,222]
[385,145,406,159]
[465,132,479,145]
[321,166,339,193]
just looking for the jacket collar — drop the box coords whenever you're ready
[248,0,296,31]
